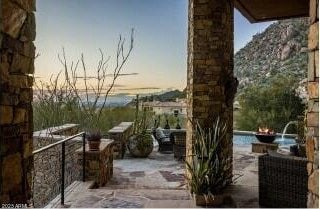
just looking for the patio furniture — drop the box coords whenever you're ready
[258,153,308,208]
[153,128,173,153]
[172,131,186,160]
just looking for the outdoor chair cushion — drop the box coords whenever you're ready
[161,137,171,142]
[155,128,167,139]
[162,129,171,137]
[154,128,173,153]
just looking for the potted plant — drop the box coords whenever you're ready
[84,112,103,151]
[164,114,171,129]
[186,116,231,206]
[127,95,153,157]
[81,108,104,151]
[86,129,102,151]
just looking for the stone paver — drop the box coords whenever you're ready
[48,145,261,208]
[145,200,194,208]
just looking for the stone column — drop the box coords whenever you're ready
[0,0,36,204]
[307,0,319,207]
[76,140,114,187]
[187,0,235,184]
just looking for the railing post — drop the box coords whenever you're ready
[82,133,86,182]
[61,142,65,205]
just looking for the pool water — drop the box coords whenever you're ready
[233,134,296,146]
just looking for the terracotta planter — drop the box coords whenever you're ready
[88,140,101,151]
[86,130,102,151]
[194,194,224,206]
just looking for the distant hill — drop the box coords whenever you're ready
[126,89,186,106]
[234,18,308,100]
[150,89,185,102]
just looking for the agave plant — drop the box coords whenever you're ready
[186,116,230,195]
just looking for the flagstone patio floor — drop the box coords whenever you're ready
[47,145,261,208]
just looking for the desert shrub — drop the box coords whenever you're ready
[33,99,139,134]
[33,30,134,133]
[235,75,305,132]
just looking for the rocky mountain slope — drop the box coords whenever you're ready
[129,18,309,104]
[234,18,309,99]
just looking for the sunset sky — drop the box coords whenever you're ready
[35,0,272,95]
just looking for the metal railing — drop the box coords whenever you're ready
[32,132,86,206]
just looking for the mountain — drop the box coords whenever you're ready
[117,18,309,107]
[84,94,134,107]
[149,89,185,102]
[126,89,186,106]
[234,18,308,99]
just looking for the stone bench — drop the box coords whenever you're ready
[107,122,133,159]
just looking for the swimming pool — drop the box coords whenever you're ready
[233,134,296,147]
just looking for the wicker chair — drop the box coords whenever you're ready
[258,153,308,208]
[153,128,173,153]
[172,131,186,160]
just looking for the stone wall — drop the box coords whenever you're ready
[32,124,82,207]
[187,0,235,183]
[108,122,133,159]
[76,140,114,187]
[0,0,35,204]
[307,0,319,207]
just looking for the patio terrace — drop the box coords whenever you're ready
[46,145,259,208]
[0,0,318,207]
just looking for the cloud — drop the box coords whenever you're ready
[118,87,160,91]
[76,73,138,79]
[110,73,139,77]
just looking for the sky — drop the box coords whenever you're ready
[35,0,272,95]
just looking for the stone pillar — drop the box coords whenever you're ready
[0,0,36,205]
[307,0,319,207]
[187,0,235,184]
[76,140,114,187]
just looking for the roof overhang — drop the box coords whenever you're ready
[235,0,309,23]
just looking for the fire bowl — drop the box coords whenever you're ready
[255,133,277,143]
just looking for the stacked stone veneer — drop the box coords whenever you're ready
[32,124,82,207]
[76,140,114,188]
[187,0,235,183]
[307,0,319,207]
[0,0,35,204]
[108,122,133,159]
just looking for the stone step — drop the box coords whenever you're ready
[44,180,95,208]
[69,188,193,208]
[96,188,191,200]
